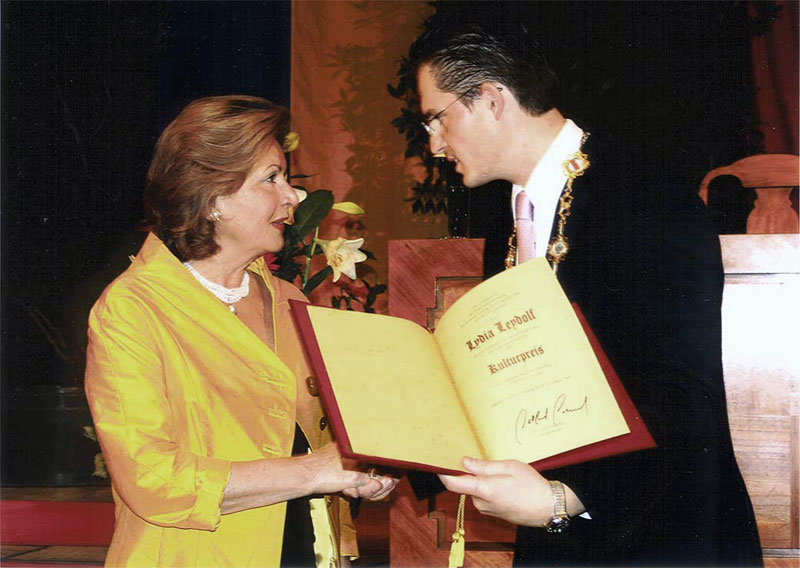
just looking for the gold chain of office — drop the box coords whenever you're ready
[504,132,591,274]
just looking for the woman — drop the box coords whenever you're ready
[84,95,397,567]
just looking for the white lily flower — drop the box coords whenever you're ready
[293,187,308,203]
[317,237,367,282]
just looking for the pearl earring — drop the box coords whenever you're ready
[209,209,222,222]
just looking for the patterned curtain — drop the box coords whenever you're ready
[290,0,446,311]
[751,0,799,153]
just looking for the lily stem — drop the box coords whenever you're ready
[303,227,320,286]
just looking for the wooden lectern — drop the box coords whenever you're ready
[701,155,800,566]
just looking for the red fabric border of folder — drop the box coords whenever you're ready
[289,299,656,475]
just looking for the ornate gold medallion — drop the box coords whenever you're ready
[563,151,590,178]
[547,234,569,263]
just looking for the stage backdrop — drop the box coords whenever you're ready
[290,1,446,312]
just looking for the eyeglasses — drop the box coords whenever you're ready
[420,92,469,136]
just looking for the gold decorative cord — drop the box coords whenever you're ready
[505,132,591,273]
[448,494,467,568]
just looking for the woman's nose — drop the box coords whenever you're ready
[283,179,301,206]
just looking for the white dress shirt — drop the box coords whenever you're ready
[512,120,593,520]
[511,119,585,260]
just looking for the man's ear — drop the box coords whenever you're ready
[481,83,505,120]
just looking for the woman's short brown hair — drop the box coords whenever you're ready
[143,95,290,261]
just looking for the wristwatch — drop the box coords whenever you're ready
[544,480,570,533]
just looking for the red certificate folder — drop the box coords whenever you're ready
[290,299,655,475]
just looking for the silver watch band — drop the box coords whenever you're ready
[545,480,570,533]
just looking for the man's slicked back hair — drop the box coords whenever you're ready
[409,18,559,116]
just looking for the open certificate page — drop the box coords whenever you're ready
[298,257,638,473]
[304,307,483,472]
[434,258,629,463]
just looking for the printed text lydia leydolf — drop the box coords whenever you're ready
[465,308,537,352]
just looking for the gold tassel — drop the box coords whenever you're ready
[448,494,467,568]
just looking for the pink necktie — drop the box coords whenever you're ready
[515,191,535,264]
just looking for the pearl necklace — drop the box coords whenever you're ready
[183,262,250,314]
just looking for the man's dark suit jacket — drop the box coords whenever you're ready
[510,134,762,566]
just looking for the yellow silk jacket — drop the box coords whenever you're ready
[85,234,357,567]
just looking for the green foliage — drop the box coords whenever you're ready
[331,277,387,314]
[294,190,335,240]
[271,181,387,311]
[271,188,333,285]
[303,266,333,296]
[387,54,462,219]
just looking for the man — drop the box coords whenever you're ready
[410,20,762,567]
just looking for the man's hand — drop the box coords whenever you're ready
[439,457,584,527]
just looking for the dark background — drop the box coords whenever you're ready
[2,1,291,484]
[426,1,765,280]
[0,1,776,484]
[2,1,291,387]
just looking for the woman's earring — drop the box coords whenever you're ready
[209,209,222,222]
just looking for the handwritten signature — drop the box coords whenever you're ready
[514,394,589,444]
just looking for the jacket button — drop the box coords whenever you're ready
[319,416,328,430]
[305,376,319,397]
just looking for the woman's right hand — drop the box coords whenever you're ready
[302,444,400,500]
[300,443,370,498]
[221,443,398,514]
